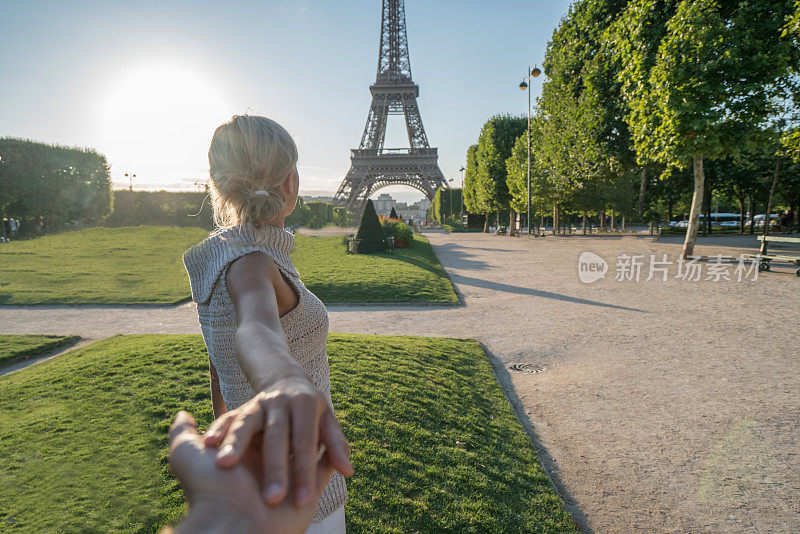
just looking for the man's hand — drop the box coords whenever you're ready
[202,377,354,508]
[168,410,337,534]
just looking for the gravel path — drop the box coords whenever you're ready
[1,231,798,533]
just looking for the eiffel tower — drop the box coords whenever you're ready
[333,0,446,213]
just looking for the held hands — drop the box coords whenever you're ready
[167,411,335,534]
[203,376,354,508]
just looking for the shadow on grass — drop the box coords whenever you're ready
[387,239,462,276]
[0,335,84,373]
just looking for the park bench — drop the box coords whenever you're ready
[745,235,800,276]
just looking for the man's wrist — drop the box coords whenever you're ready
[255,369,311,393]
[174,501,262,534]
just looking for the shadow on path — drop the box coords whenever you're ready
[427,242,492,271]
[452,274,647,313]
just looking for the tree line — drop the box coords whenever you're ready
[0,138,360,236]
[0,138,112,232]
[462,0,800,255]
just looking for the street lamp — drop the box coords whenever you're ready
[124,172,136,191]
[448,178,454,219]
[519,65,541,235]
[459,165,465,220]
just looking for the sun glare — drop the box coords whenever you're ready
[99,63,232,187]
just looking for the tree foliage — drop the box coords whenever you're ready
[467,0,800,239]
[0,138,112,228]
[463,144,481,214]
[473,115,527,213]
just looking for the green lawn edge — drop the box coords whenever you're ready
[0,333,576,533]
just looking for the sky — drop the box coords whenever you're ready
[0,0,572,204]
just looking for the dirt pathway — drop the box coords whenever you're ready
[1,231,797,533]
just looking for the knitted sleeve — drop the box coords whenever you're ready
[182,236,273,305]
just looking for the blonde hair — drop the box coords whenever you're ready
[208,114,298,230]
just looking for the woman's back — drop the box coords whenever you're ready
[183,221,348,523]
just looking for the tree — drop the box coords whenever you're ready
[389,206,399,219]
[0,138,112,231]
[780,0,800,161]
[351,199,389,253]
[462,144,486,228]
[474,115,527,234]
[611,0,798,257]
[521,0,637,235]
[506,119,557,231]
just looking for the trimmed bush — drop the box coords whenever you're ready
[381,217,414,247]
[389,206,399,219]
[351,199,390,253]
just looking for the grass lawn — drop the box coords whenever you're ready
[294,234,458,304]
[0,334,575,533]
[0,334,81,367]
[0,227,457,305]
[0,226,209,305]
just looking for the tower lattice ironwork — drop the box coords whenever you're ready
[333,0,446,213]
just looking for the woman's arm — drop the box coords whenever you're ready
[225,252,308,390]
[212,251,352,508]
[209,361,226,419]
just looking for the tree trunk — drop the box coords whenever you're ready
[682,154,705,258]
[638,167,647,221]
[763,158,780,239]
[582,211,587,235]
[701,179,709,236]
[611,209,617,231]
[552,205,559,235]
[748,195,756,235]
[622,214,627,232]
[738,196,746,234]
[483,211,490,233]
[600,210,605,232]
[509,210,517,236]
[667,201,674,224]
[649,221,654,235]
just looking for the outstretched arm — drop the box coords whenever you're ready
[204,251,353,508]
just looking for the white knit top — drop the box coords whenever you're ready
[182,221,347,523]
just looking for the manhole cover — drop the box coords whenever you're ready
[508,363,544,373]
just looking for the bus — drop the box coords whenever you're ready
[670,213,742,228]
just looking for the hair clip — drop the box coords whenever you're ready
[253,189,270,197]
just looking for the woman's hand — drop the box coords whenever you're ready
[203,376,354,508]
[168,410,335,534]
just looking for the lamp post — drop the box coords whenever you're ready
[448,178,454,219]
[519,65,541,235]
[459,165,465,220]
[124,172,136,191]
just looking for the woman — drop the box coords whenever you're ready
[182,114,353,533]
